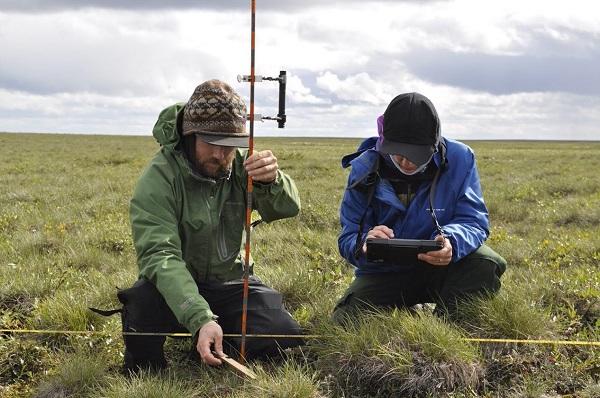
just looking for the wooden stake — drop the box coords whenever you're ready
[214,352,257,379]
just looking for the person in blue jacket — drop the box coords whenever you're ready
[333,92,507,323]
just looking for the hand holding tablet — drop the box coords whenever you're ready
[365,228,452,266]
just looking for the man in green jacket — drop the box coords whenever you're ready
[119,80,302,372]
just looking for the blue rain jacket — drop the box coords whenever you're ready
[338,137,489,276]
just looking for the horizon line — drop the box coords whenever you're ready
[1,131,599,142]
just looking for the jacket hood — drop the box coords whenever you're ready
[341,136,379,169]
[152,102,186,149]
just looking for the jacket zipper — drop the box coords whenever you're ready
[212,183,227,261]
[204,195,212,283]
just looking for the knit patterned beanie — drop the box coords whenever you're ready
[182,80,249,147]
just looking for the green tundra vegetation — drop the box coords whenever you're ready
[0,133,599,397]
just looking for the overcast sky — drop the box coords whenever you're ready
[1,0,599,140]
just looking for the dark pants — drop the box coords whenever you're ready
[118,276,303,371]
[332,244,507,324]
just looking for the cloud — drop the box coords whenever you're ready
[316,71,392,105]
[404,48,600,95]
[0,0,281,12]
[286,74,330,105]
[438,91,600,141]
[0,0,438,12]
[0,10,247,96]
[0,88,163,134]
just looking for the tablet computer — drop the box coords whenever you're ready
[366,238,443,265]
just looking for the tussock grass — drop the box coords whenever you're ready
[61,244,110,272]
[34,351,109,398]
[457,288,555,340]
[0,262,62,329]
[27,290,105,337]
[313,310,482,397]
[93,370,210,398]
[232,360,327,398]
[553,201,600,228]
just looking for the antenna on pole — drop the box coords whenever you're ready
[237,71,287,127]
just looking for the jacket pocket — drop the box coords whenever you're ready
[216,201,245,262]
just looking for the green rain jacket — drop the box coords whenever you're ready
[130,103,300,336]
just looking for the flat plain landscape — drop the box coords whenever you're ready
[0,133,599,397]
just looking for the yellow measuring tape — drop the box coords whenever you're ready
[1,329,599,347]
[462,337,600,347]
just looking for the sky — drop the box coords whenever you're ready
[0,0,599,140]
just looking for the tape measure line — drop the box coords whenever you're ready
[463,337,600,347]
[1,329,599,347]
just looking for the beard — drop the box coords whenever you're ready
[196,158,233,180]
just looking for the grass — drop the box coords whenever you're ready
[457,283,556,339]
[230,361,327,398]
[34,350,109,398]
[95,370,210,398]
[313,310,482,396]
[0,133,599,396]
